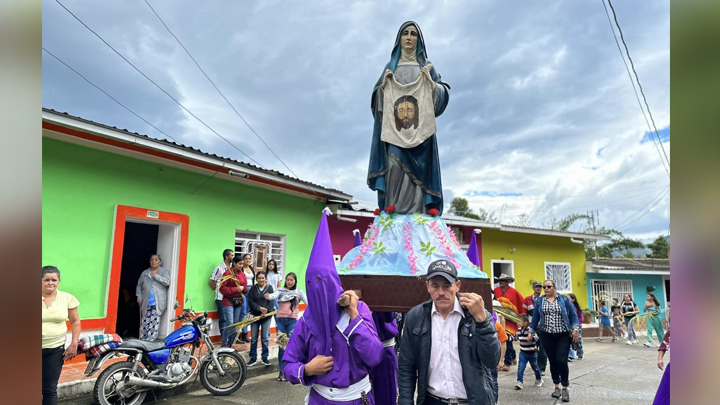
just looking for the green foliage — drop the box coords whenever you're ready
[372,241,386,255]
[419,241,436,257]
[413,213,429,225]
[647,235,670,258]
[378,215,395,230]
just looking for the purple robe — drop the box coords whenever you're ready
[370,312,398,405]
[283,301,383,404]
[652,363,670,405]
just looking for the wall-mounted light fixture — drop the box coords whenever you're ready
[337,214,357,223]
[229,170,249,178]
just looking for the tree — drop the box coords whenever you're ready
[448,197,481,220]
[647,235,669,258]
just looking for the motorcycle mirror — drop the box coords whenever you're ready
[174,300,180,310]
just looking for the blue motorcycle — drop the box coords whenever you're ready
[85,307,246,404]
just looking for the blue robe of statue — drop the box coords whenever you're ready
[368,21,450,215]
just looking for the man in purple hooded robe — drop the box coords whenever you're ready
[370,312,399,404]
[283,214,384,404]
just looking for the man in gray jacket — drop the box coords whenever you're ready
[398,260,500,405]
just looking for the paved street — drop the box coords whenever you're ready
[161,340,665,404]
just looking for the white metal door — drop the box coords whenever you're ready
[591,279,633,310]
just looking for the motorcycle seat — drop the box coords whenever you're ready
[118,339,166,352]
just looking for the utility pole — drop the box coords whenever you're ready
[588,210,599,260]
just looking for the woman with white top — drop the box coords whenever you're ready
[265,272,307,381]
[42,266,80,405]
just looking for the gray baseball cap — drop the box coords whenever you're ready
[426,259,458,283]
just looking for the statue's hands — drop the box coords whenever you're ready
[420,64,433,82]
[381,69,393,89]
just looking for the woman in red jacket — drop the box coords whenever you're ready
[219,256,248,347]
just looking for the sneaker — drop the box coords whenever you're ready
[514,381,523,390]
[534,379,544,387]
[633,340,640,344]
[626,340,633,345]
[552,387,562,398]
[562,388,570,402]
[578,357,583,360]
[541,370,546,376]
[611,337,617,342]
[596,338,603,342]
[247,359,257,367]
[643,342,651,347]
[655,343,661,348]
[567,357,574,362]
[262,359,272,366]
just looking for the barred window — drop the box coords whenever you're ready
[545,262,572,293]
[235,231,286,276]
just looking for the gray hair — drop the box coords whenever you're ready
[42,265,60,279]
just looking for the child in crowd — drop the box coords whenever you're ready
[493,313,508,403]
[597,300,617,342]
[567,293,584,360]
[512,314,543,390]
[611,298,624,339]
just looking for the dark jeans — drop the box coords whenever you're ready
[517,350,542,383]
[250,316,271,362]
[537,339,547,372]
[42,346,64,405]
[490,368,499,402]
[539,331,571,387]
[215,299,226,337]
[275,317,297,370]
[504,339,517,365]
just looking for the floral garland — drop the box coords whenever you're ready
[429,220,461,270]
[403,221,418,275]
[349,223,379,270]
[447,226,462,249]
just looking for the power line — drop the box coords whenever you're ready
[463,185,666,203]
[617,188,669,232]
[53,0,262,167]
[601,0,670,176]
[612,186,669,230]
[143,0,303,182]
[43,47,178,143]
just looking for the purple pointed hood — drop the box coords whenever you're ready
[353,229,362,248]
[467,231,481,268]
[304,213,344,356]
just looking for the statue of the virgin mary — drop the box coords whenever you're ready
[367,21,450,215]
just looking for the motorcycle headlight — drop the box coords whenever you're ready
[205,318,213,330]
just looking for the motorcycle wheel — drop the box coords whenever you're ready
[93,361,148,405]
[199,351,247,396]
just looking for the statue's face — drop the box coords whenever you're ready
[401,25,418,52]
[397,100,416,128]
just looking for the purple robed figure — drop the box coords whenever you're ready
[283,213,383,404]
[370,312,399,404]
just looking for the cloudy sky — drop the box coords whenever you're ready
[42,0,670,243]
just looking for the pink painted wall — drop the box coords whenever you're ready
[328,213,484,270]
[327,215,375,259]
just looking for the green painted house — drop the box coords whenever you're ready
[42,108,351,340]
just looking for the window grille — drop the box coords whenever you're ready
[235,231,286,276]
[545,262,572,293]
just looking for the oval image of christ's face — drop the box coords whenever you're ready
[394,96,419,130]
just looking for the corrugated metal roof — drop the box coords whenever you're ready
[42,108,351,199]
[590,258,670,272]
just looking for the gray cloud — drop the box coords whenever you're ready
[42,0,670,241]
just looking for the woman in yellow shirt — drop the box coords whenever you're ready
[42,266,80,405]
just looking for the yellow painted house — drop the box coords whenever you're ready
[477,224,609,308]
